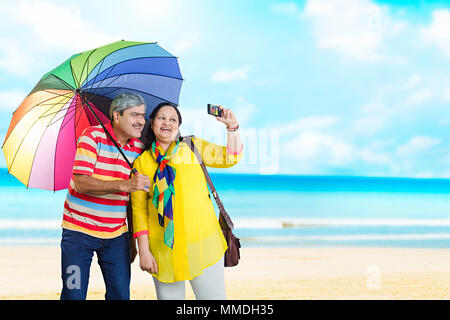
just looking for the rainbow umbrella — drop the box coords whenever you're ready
[2,40,183,191]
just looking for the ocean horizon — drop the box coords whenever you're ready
[1,168,450,248]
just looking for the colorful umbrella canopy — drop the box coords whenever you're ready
[2,40,183,191]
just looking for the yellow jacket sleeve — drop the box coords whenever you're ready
[130,155,150,238]
[193,137,243,168]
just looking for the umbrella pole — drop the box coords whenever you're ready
[77,92,135,171]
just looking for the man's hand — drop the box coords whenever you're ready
[125,171,150,192]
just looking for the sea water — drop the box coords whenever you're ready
[1,168,450,248]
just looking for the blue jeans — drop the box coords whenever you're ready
[60,229,130,300]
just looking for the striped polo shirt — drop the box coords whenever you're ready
[62,122,145,239]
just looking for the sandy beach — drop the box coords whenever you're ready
[1,246,450,300]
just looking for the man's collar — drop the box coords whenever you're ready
[106,122,136,147]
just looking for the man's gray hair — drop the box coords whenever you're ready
[110,93,146,120]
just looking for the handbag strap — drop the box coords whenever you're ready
[180,135,234,231]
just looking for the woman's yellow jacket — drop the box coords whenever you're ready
[131,137,242,282]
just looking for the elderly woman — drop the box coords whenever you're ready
[131,102,242,300]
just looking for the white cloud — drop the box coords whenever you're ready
[0,1,117,77]
[396,136,441,157]
[278,115,339,136]
[352,115,387,136]
[232,97,257,126]
[211,66,250,82]
[181,107,223,140]
[0,89,28,110]
[181,96,257,144]
[277,114,394,172]
[133,0,171,16]
[357,148,392,166]
[172,34,198,53]
[271,2,301,16]
[403,74,422,89]
[303,0,405,62]
[272,111,447,176]
[421,9,450,57]
[14,1,114,52]
[0,134,5,167]
[443,89,450,102]
[0,44,35,76]
[352,101,393,136]
[403,88,434,107]
[284,131,355,167]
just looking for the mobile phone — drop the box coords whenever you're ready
[207,104,222,117]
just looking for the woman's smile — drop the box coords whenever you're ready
[151,106,180,147]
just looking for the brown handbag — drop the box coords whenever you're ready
[182,136,241,267]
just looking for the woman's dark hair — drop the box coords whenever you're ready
[143,102,182,150]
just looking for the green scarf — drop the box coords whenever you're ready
[150,140,179,249]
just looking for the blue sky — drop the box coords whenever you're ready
[1,0,450,178]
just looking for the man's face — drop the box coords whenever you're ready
[113,105,146,140]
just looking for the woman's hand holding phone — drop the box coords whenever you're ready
[207,104,238,129]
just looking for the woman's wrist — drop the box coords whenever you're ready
[139,247,153,257]
[227,123,239,131]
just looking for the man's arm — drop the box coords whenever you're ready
[73,172,150,195]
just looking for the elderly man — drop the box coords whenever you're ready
[60,93,150,300]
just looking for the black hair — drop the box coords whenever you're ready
[143,102,182,150]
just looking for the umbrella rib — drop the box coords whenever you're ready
[84,55,107,94]
[50,96,83,191]
[49,97,84,141]
[53,96,77,191]
[6,95,72,183]
[83,71,184,103]
[48,74,75,91]
[37,103,76,120]
[25,91,74,119]
[81,56,183,88]
[73,95,86,135]
[5,41,183,189]
[30,95,80,190]
[38,89,74,99]
[34,99,73,106]
[82,59,120,102]
[32,93,77,122]
[75,47,99,89]
[86,74,121,100]
[70,58,79,90]
[81,68,184,112]
[84,86,180,106]
[78,93,134,170]
[87,70,184,85]
[84,87,125,100]
[81,58,184,100]
[28,97,76,190]
[58,102,79,132]
[44,99,78,128]
[79,42,157,88]
[76,41,153,90]
[79,47,182,104]
[2,91,74,149]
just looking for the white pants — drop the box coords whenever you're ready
[153,256,225,300]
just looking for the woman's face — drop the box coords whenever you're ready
[151,106,180,145]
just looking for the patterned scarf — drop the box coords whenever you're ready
[151,140,179,249]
